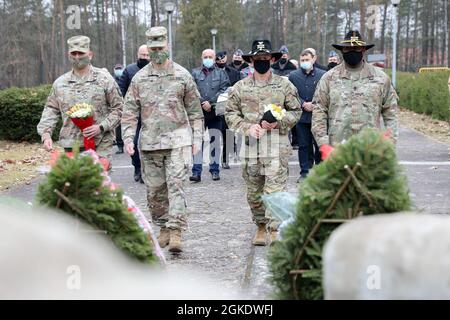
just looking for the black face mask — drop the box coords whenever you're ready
[279,58,287,64]
[137,58,150,69]
[253,60,271,74]
[216,62,226,69]
[343,51,363,67]
[233,60,242,66]
[328,62,338,69]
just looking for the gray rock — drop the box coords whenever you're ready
[323,212,450,299]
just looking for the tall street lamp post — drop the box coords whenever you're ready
[210,28,218,52]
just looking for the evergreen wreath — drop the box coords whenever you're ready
[36,147,157,264]
[268,129,411,299]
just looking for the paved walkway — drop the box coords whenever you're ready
[3,126,450,299]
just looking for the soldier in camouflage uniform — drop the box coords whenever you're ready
[225,40,302,246]
[311,30,398,154]
[121,27,204,253]
[37,36,123,161]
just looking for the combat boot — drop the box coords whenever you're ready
[168,229,183,253]
[252,224,267,246]
[157,227,170,248]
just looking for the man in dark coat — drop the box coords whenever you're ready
[117,44,150,183]
[289,48,326,180]
[271,45,297,77]
[190,49,230,182]
[228,49,249,72]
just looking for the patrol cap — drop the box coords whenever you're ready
[329,50,339,57]
[279,45,289,54]
[67,35,91,53]
[216,51,227,60]
[146,27,168,48]
[233,49,244,57]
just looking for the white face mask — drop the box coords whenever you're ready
[300,61,313,71]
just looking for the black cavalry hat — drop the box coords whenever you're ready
[242,40,282,63]
[332,30,375,51]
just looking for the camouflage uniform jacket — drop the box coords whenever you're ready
[37,66,123,148]
[311,62,398,147]
[225,73,302,158]
[121,61,204,151]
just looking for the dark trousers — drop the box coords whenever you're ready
[192,119,222,175]
[296,122,321,175]
[290,125,298,147]
[221,120,235,164]
[131,120,141,174]
[115,125,124,149]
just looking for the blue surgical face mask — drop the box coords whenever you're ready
[203,58,214,68]
[114,69,123,78]
[300,61,313,71]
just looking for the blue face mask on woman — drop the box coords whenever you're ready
[203,58,214,68]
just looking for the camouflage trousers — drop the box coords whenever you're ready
[241,148,291,231]
[141,146,190,230]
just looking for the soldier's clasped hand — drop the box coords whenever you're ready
[302,102,314,112]
[83,125,101,139]
[260,121,278,131]
[248,124,267,139]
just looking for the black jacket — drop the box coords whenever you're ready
[222,65,242,86]
[288,67,326,123]
[314,62,328,72]
[191,66,230,124]
[272,60,297,77]
[117,63,141,97]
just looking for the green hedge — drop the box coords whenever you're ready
[0,85,60,142]
[394,70,450,121]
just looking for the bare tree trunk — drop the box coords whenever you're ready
[36,0,46,84]
[359,0,366,36]
[422,0,430,65]
[446,0,450,66]
[380,0,388,53]
[333,0,340,43]
[316,0,322,56]
[412,0,419,69]
[430,0,436,65]
[59,0,66,74]
[282,0,288,45]
[150,0,156,27]
[155,0,160,25]
[133,0,138,54]
[117,0,126,66]
[405,3,411,70]
[51,0,58,80]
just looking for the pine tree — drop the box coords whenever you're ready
[36,148,156,264]
[268,129,411,300]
